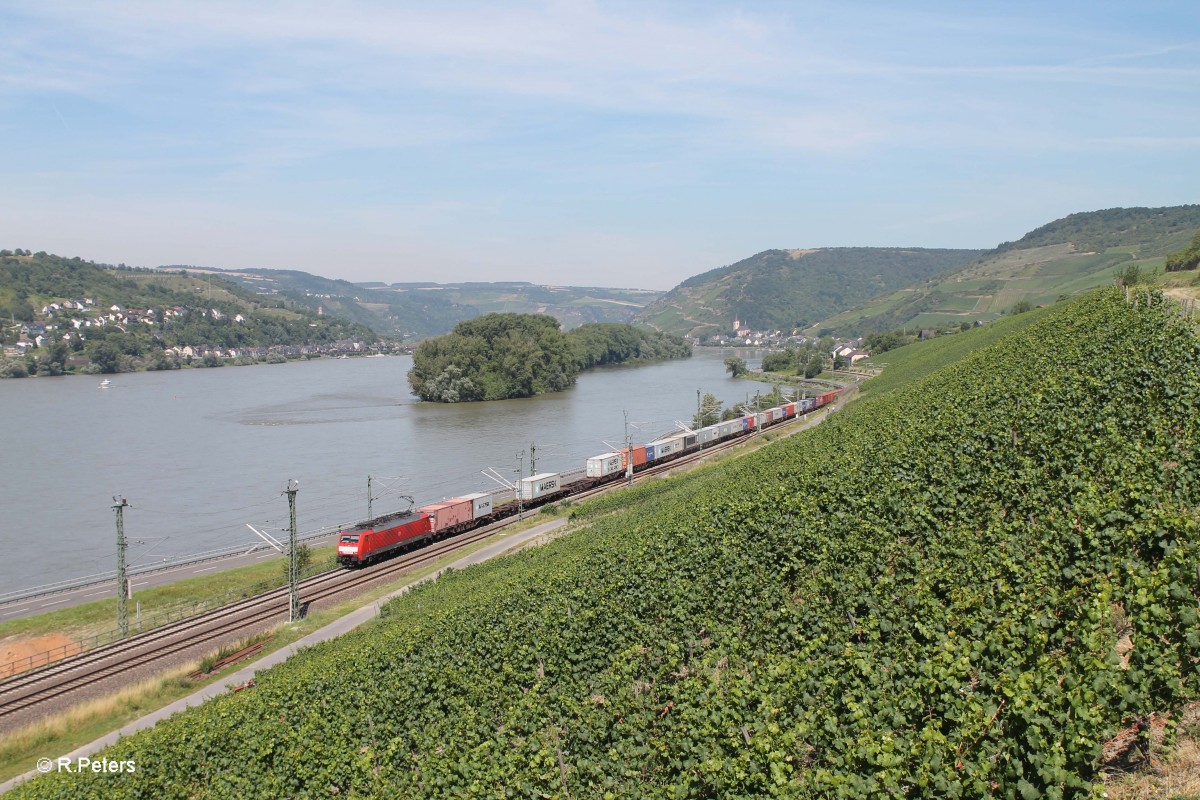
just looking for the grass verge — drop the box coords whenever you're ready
[0,547,335,645]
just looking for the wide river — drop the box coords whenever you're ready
[0,349,774,593]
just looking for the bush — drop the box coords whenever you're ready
[0,358,28,378]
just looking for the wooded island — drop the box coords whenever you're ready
[407,313,691,402]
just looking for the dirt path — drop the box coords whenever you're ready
[0,634,81,678]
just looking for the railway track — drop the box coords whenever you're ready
[0,411,819,724]
[0,520,505,723]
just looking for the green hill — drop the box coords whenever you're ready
[636,247,983,338]
[17,286,1200,798]
[385,282,662,332]
[183,266,662,341]
[0,251,374,374]
[809,204,1200,336]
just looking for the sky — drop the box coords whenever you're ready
[1,1,1198,290]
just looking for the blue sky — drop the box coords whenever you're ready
[1,1,1197,289]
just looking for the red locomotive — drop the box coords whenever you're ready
[336,510,432,566]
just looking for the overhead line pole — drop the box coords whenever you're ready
[113,497,129,638]
[516,451,525,520]
[286,480,300,622]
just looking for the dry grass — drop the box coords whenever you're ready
[0,630,275,782]
[1103,740,1200,799]
[0,664,197,780]
[1104,705,1200,800]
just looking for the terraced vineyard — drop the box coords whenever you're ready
[15,288,1200,798]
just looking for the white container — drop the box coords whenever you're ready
[648,434,685,458]
[586,452,625,478]
[519,472,561,501]
[461,491,493,520]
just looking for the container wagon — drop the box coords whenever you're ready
[419,498,474,536]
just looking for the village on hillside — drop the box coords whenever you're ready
[2,297,381,366]
[697,318,873,365]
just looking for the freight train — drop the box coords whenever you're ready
[336,389,842,566]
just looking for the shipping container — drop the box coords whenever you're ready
[743,414,756,430]
[800,397,817,413]
[519,472,562,501]
[783,403,796,417]
[649,434,685,458]
[460,491,494,520]
[770,407,785,421]
[683,433,697,449]
[586,452,625,478]
[418,498,474,533]
[698,425,720,443]
[620,446,648,468]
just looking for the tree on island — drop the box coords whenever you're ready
[724,356,747,378]
[408,314,691,402]
[409,313,575,402]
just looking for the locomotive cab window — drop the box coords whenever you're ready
[340,534,359,543]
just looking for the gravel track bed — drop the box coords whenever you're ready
[1,561,422,733]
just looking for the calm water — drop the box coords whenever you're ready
[0,349,771,592]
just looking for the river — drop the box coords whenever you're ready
[0,349,776,593]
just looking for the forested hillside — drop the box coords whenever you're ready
[637,247,982,337]
[17,287,1200,798]
[180,266,478,338]
[192,266,660,340]
[407,314,691,401]
[811,205,1200,335]
[995,204,1200,256]
[0,251,374,376]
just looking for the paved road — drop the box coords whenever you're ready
[0,534,341,624]
[0,517,568,795]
